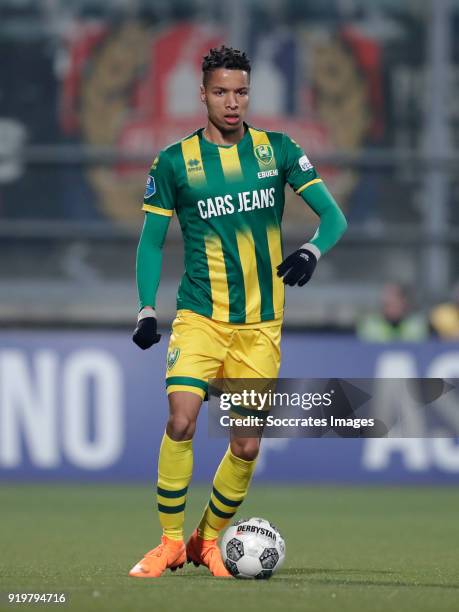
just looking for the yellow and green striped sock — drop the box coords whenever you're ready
[198,446,257,540]
[156,432,193,541]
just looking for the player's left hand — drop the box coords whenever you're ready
[276,248,317,287]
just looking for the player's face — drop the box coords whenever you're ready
[201,68,250,133]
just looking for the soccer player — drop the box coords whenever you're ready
[129,46,347,578]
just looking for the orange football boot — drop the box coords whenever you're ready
[186,529,232,577]
[128,535,186,578]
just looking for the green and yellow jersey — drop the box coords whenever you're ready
[141,123,326,325]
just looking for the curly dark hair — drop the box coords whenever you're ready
[202,45,251,85]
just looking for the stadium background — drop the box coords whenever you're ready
[1,0,458,483]
[0,1,459,610]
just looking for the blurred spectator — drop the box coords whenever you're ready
[357,283,429,342]
[430,283,459,340]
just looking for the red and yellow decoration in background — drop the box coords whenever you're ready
[60,21,383,224]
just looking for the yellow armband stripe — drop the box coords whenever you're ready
[295,178,322,194]
[142,204,174,216]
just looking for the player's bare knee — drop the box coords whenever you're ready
[166,415,196,441]
[166,391,202,440]
[230,438,260,461]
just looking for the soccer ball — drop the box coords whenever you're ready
[220,517,286,579]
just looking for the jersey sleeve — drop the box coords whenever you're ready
[282,134,322,194]
[141,150,176,216]
[282,133,347,256]
[136,212,171,309]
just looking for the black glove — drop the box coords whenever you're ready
[276,248,318,287]
[132,313,161,350]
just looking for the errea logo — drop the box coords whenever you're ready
[187,158,202,172]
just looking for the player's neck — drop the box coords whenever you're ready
[203,121,246,146]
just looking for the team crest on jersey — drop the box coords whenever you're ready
[254,144,274,166]
[144,176,156,199]
[167,347,181,370]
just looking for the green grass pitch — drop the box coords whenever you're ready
[1,484,458,612]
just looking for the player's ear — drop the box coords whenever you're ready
[200,84,207,105]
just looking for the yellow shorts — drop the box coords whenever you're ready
[165,309,282,400]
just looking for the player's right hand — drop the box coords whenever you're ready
[132,309,161,350]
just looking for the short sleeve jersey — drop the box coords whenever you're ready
[142,124,322,324]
